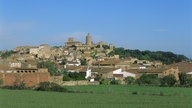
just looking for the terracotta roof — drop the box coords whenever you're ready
[0,64,13,70]
[93,60,121,65]
[91,67,117,73]
[113,74,123,77]
[127,67,169,74]
[167,62,192,73]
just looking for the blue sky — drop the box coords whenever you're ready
[0,0,191,58]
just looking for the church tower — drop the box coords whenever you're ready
[86,33,92,46]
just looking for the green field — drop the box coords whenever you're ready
[1,85,192,108]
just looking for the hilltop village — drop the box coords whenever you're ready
[0,33,192,87]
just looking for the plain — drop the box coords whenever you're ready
[0,85,192,108]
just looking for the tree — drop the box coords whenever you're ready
[186,78,192,87]
[37,61,58,75]
[113,48,189,64]
[100,79,110,85]
[102,45,110,50]
[136,74,159,85]
[178,72,188,86]
[80,59,87,65]
[60,59,67,65]
[110,79,120,85]
[36,82,67,92]
[124,76,135,85]
[1,50,16,59]
[63,72,85,81]
[160,74,177,87]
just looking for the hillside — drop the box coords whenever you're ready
[109,48,189,64]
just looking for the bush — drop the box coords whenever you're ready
[110,79,120,85]
[63,72,85,81]
[178,72,188,86]
[186,78,192,87]
[37,61,58,76]
[36,82,67,92]
[136,74,160,86]
[124,76,135,85]
[1,81,26,90]
[132,91,138,95]
[0,79,3,86]
[1,50,16,59]
[100,79,110,85]
[63,75,72,81]
[160,74,177,87]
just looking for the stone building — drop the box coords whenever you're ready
[29,44,51,59]
[86,33,92,46]
[0,68,50,87]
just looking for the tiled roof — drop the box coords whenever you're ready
[167,62,192,73]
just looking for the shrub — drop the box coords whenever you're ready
[178,72,188,86]
[0,79,3,86]
[63,72,85,81]
[132,91,138,95]
[186,78,192,87]
[110,79,120,85]
[124,76,135,85]
[100,79,110,85]
[136,74,160,86]
[36,82,67,92]
[63,75,72,81]
[160,74,177,87]
[1,81,26,90]
[37,61,58,76]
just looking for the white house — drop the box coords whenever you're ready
[29,47,39,55]
[113,68,135,78]
[186,72,192,75]
[85,67,91,79]
[9,62,21,68]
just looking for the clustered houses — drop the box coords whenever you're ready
[0,33,192,86]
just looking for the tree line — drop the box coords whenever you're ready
[109,47,189,64]
[124,73,192,87]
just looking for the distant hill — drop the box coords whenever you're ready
[109,47,189,65]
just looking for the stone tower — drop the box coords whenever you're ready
[86,33,92,46]
[109,44,114,51]
[68,37,74,42]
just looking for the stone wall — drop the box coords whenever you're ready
[61,80,99,86]
[0,69,50,87]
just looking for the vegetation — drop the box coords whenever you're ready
[179,72,192,87]
[136,74,159,86]
[111,48,189,64]
[36,82,67,92]
[1,85,192,108]
[160,74,177,87]
[1,81,26,90]
[60,59,67,65]
[102,45,110,49]
[37,61,60,75]
[63,72,85,81]
[178,72,188,86]
[0,79,3,86]
[80,59,87,65]
[0,50,16,59]
[100,79,110,85]
[124,76,135,85]
[100,79,120,85]
[110,79,120,85]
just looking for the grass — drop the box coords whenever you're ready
[0,85,192,108]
